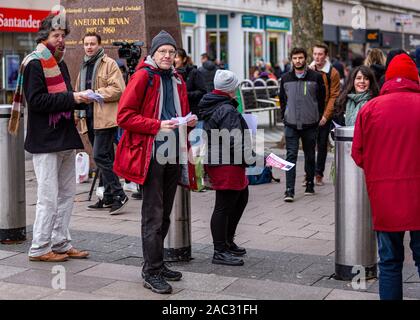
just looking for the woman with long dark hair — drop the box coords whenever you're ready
[335,66,379,126]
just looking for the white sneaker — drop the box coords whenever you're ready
[96,186,105,200]
[123,181,138,193]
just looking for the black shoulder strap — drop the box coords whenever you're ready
[142,66,154,97]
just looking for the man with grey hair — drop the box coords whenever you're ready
[9,13,92,262]
[114,30,197,294]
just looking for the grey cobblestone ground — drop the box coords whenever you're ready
[1,118,419,300]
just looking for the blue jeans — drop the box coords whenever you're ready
[377,231,420,300]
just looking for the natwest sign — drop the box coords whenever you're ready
[0,7,51,33]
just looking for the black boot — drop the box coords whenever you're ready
[226,241,247,256]
[212,250,244,266]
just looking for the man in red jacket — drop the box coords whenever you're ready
[114,30,197,294]
[352,54,420,300]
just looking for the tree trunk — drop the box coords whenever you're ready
[292,0,324,56]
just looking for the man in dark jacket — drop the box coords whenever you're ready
[199,53,218,92]
[20,14,91,262]
[279,48,326,202]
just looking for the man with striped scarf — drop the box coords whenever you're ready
[9,14,92,262]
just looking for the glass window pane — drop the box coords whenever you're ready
[219,15,228,29]
[220,32,228,66]
[206,32,217,61]
[206,15,217,29]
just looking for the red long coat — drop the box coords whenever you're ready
[113,59,190,185]
[352,77,420,231]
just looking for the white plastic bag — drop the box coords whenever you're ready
[75,152,90,184]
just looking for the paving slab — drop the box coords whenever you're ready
[222,278,332,300]
[0,265,28,280]
[171,271,238,294]
[0,250,20,260]
[0,253,100,273]
[0,281,58,300]
[168,289,252,300]
[41,290,113,300]
[2,269,116,293]
[92,280,177,300]
[77,262,142,283]
[325,289,379,300]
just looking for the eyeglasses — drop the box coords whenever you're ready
[157,49,176,57]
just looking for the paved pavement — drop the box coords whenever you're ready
[1,114,419,300]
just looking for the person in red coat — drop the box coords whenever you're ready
[113,30,197,294]
[352,53,420,300]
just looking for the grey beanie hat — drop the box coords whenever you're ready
[150,30,177,57]
[214,70,239,93]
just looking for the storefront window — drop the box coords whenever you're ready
[249,32,264,67]
[269,36,278,66]
[0,32,35,104]
[205,14,229,65]
[206,31,218,61]
[220,32,228,67]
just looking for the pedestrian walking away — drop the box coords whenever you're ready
[114,30,197,294]
[352,53,420,300]
[198,53,219,93]
[8,14,91,262]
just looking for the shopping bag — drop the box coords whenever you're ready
[75,152,90,184]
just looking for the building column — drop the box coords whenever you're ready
[228,13,245,80]
[195,10,207,67]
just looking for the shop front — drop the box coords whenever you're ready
[0,7,51,104]
[338,27,366,62]
[179,10,196,58]
[264,15,290,68]
[242,14,290,79]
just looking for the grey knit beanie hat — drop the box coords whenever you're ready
[214,70,239,93]
[150,30,177,57]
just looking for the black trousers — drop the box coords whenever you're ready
[285,126,317,194]
[211,187,249,251]
[93,127,124,201]
[141,157,180,275]
[315,121,332,178]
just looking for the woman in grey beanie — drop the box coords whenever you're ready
[198,70,251,267]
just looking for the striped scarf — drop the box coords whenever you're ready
[8,42,71,135]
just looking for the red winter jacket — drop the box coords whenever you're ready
[352,77,420,231]
[113,58,190,185]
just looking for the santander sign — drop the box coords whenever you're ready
[0,7,50,32]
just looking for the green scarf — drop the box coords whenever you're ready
[345,91,372,126]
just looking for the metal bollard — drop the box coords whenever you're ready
[0,105,26,244]
[334,126,377,280]
[164,186,192,262]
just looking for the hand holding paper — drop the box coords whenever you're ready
[83,89,104,107]
[171,112,198,127]
[266,153,295,171]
